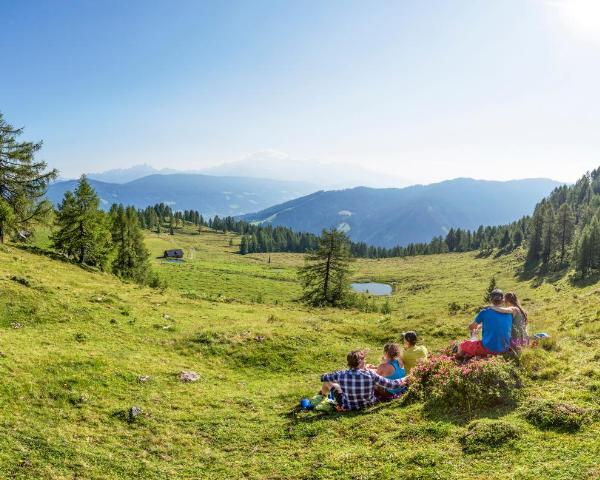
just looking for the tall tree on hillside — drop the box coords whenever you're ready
[110,204,151,283]
[0,112,57,243]
[540,204,556,266]
[51,176,111,267]
[298,229,354,307]
[526,203,545,266]
[555,203,575,265]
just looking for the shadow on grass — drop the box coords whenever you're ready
[12,244,101,273]
[285,398,518,428]
[284,398,404,424]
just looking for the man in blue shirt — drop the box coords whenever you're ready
[458,289,513,358]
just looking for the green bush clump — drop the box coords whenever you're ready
[522,399,591,432]
[404,355,522,413]
[459,419,520,453]
[517,348,561,381]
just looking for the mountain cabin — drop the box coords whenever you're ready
[164,249,184,259]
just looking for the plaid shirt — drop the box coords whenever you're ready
[320,368,405,411]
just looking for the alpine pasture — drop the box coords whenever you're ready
[0,228,599,479]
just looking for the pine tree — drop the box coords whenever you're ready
[110,205,151,283]
[555,203,575,265]
[574,227,593,277]
[240,235,248,255]
[526,204,545,266]
[0,112,58,243]
[499,230,511,249]
[540,204,555,266]
[484,277,497,303]
[298,229,354,307]
[51,176,111,267]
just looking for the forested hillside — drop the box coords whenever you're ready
[241,178,561,247]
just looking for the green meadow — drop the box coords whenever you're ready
[1,229,599,479]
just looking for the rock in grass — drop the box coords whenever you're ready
[11,322,22,329]
[460,419,520,453]
[138,375,151,383]
[522,399,591,432]
[128,406,142,422]
[179,371,200,382]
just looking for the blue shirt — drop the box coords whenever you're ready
[384,359,406,395]
[475,307,512,353]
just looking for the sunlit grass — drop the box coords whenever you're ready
[0,229,598,478]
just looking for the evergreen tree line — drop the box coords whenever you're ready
[137,203,205,234]
[524,168,600,277]
[52,176,158,286]
[134,199,530,260]
[234,220,527,259]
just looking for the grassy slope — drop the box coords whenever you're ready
[0,230,599,479]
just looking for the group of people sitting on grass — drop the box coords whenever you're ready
[311,288,528,412]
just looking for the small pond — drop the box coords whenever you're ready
[351,282,392,296]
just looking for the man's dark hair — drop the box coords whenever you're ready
[490,288,504,306]
[347,350,364,369]
[403,331,418,346]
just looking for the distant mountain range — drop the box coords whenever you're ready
[46,174,316,217]
[86,151,409,188]
[241,178,563,247]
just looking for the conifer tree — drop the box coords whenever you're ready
[298,229,353,307]
[540,204,556,266]
[484,277,497,303]
[51,176,111,267]
[0,112,57,243]
[110,205,151,283]
[526,203,545,266]
[555,203,575,265]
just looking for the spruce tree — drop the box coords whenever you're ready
[110,205,151,283]
[540,204,555,266]
[51,176,111,267]
[484,277,497,303]
[0,112,58,243]
[555,203,575,265]
[298,229,353,307]
[526,204,545,266]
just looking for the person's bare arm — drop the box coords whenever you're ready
[489,305,515,315]
[468,321,480,331]
[376,362,394,377]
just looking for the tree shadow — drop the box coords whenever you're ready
[515,264,568,286]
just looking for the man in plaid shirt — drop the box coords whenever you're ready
[320,350,407,411]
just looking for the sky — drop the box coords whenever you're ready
[1,0,600,185]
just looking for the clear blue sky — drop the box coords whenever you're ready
[1,0,600,183]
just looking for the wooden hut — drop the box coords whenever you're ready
[164,249,184,259]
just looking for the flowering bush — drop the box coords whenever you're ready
[403,355,522,412]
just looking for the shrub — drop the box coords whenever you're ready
[522,399,591,432]
[403,355,522,413]
[459,419,520,453]
[10,275,31,287]
[516,348,561,381]
[380,299,392,315]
